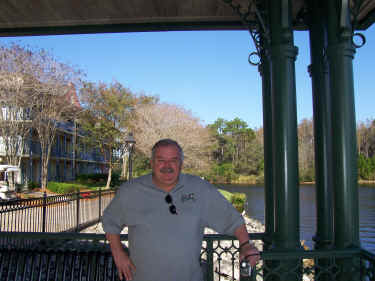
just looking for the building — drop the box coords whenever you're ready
[0,85,110,187]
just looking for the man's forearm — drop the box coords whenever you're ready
[106,233,127,258]
[234,224,260,266]
[234,224,250,244]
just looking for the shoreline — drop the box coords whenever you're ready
[214,180,375,186]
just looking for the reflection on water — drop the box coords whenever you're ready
[219,184,375,253]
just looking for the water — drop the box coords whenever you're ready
[219,184,375,253]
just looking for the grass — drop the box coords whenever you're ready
[219,189,233,201]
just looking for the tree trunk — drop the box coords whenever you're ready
[41,159,48,192]
[121,154,128,180]
[106,166,112,189]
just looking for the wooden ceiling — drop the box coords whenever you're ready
[0,0,374,37]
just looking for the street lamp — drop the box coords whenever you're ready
[125,132,136,180]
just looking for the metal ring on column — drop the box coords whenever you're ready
[352,32,366,48]
[248,52,261,66]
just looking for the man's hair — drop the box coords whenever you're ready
[151,139,184,162]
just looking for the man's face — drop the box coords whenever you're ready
[151,144,182,191]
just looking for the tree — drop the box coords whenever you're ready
[132,103,213,172]
[208,118,227,162]
[0,44,83,191]
[208,117,261,175]
[0,73,33,167]
[0,45,41,168]
[298,118,315,182]
[33,84,81,191]
[357,119,375,159]
[79,82,137,188]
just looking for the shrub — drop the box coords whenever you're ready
[76,172,124,188]
[76,173,106,185]
[28,181,40,189]
[47,181,81,194]
[110,172,123,187]
[76,174,89,182]
[230,192,247,213]
[218,189,247,213]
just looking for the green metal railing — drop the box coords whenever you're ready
[0,232,373,281]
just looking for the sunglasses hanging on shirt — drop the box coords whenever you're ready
[165,194,177,215]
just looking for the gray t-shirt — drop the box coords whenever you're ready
[102,173,244,281]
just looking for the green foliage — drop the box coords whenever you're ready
[76,173,107,184]
[206,163,238,184]
[79,82,139,185]
[47,181,82,194]
[255,172,264,184]
[110,172,123,187]
[133,152,152,177]
[208,117,263,182]
[219,189,246,213]
[299,167,315,183]
[358,154,375,180]
[76,173,123,187]
[231,193,246,213]
[218,189,232,201]
[28,181,40,189]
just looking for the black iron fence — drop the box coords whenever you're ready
[0,189,115,232]
[0,232,374,281]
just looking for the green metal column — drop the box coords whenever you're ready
[259,44,274,251]
[307,0,334,251]
[268,0,300,251]
[259,35,279,281]
[326,0,360,250]
[326,1,360,280]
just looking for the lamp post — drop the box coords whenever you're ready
[125,132,136,180]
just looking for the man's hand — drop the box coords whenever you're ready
[112,247,136,280]
[106,233,136,280]
[239,241,260,267]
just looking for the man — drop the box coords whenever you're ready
[102,139,259,281]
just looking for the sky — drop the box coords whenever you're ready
[0,26,374,129]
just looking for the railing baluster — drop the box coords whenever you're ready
[42,192,47,233]
[76,191,80,232]
[99,188,102,220]
[206,238,214,281]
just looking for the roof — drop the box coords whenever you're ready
[0,0,374,37]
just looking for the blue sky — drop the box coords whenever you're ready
[1,26,374,129]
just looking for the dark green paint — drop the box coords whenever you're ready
[268,0,300,250]
[260,46,274,250]
[326,0,360,251]
[307,0,334,251]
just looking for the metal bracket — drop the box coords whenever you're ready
[221,0,270,66]
[352,32,366,48]
[347,0,367,48]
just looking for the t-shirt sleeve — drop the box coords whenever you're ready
[101,186,128,234]
[202,183,245,235]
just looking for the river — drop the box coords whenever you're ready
[219,184,375,253]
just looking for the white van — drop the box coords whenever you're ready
[0,165,20,200]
